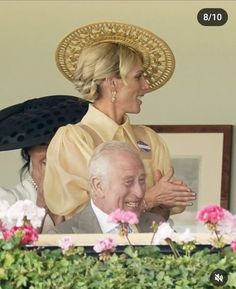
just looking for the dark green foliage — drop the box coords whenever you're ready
[0,239,235,289]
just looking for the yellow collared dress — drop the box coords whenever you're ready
[44,104,171,218]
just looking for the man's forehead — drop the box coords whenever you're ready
[122,172,146,180]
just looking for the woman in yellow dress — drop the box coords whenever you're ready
[44,22,196,220]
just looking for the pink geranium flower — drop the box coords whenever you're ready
[58,236,73,253]
[93,237,116,253]
[5,200,45,229]
[196,205,225,225]
[231,240,236,252]
[93,237,116,261]
[108,209,139,241]
[108,209,139,225]
[218,209,236,234]
[0,200,45,246]
[2,224,38,244]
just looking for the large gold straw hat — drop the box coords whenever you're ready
[55,21,175,92]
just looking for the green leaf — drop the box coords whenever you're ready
[227,272,236,287]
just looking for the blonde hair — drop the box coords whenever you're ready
[74,43,142,101]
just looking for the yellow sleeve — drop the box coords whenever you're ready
[43,124,95,218]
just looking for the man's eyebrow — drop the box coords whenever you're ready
[123,176,134,181]
[139,173,146,178]
[123,173,146,180]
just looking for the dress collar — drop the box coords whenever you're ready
[81,104,133,141]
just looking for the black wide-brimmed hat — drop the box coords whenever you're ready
[0,95,89,151]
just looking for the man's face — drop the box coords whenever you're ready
[97,152,146,217]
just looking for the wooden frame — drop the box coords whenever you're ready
[147,125,233,209]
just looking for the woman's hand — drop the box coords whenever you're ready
[144,167,196,210]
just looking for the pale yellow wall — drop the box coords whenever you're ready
[0,1,235,212]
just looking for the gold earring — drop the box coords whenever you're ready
[111,91,117,103]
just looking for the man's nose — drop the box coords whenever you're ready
[133,183,145,198]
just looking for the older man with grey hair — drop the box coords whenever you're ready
[48,141,165,234]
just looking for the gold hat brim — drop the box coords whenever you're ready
[55,21,175,92]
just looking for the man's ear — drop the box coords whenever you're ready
[90,176,105,198]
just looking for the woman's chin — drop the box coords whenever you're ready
[128,106,141,114]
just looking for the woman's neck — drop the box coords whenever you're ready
[93,99,125,125]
